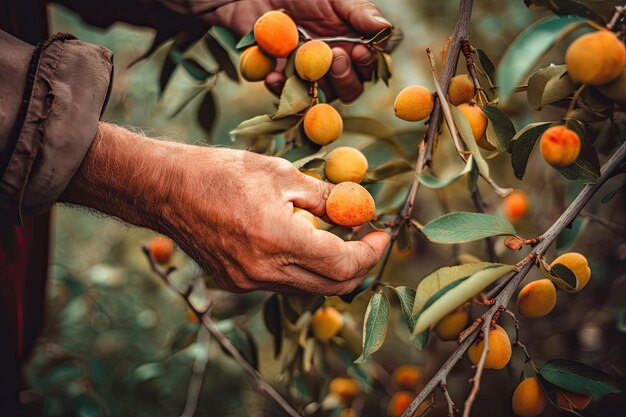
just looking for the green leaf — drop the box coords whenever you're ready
[223,327,258,369]
[355,293,390,363]
[546,263,578,291]
[263,294,283,358]
[197,92,217,135]
[510,122,554,179]
[377,52,393,86]
[467,160,479,193]
[418,156,474,189]
[160,31,205,94]
[411,264,515,336]
[540,359,622,395]
[556,217,587,253]
[527,65,576,110]
[170,323,200,353]
[204,34,239,83]
[366,159,413,182]
[422,212,517,244]
[449,104,490,177]
[384,28,404,53]
[534,371,561,411]
[482,105,516,152]
[235,30,256,50]
[275,76,311,118]
[476,48,496,85]
[396,222,413,253]
[231,115,300,138]
[497,15,587,102]
[170,50,214,81]
[393,287,416,330]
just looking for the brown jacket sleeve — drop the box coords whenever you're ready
[0,31,113,224]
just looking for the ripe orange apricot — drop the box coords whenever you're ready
[299,168,323,180]
[565,30,626,85]
[325,147,369,184]
[556,389,592,410]
[326,182,376,227]
[295,40,333,81]
[467,324,512,369]
[517,279,557,318]
[435,307,470,341]
[311,306,343,342]
[387,392,428,417]
[539,125,581,166]
[253,11,299,58]
[391,365,423,391]
[457,102,490,149]
[448,74,475,105]
[239,45,275,82]
[511,377,547,417]
[293,208,321,229]
[304,103,343,145]
[502,190,529,223]
[329,377,360,403]
[550,252,591,292]
[148,235,174,264]
[393,85,434,121]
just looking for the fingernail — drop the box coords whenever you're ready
[373,15,393,28]
[330,56,351,78]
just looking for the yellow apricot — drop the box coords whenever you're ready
[434,307,469,341]
[393,85,434,122]
[391,365,423,391]
[239,46,275,82]
[550,252,591,292]
[387,391,427,417]
[311,306,343,342]
[539,125,581,166]
[502,190,529,223]
[148,235,175,264]
[329,377,360,403]
[448,74,475,105]
[565,30,626,85]
[299,168,323,180]
[517,279,557,318]
[293,208,320,229]
[325,182,376,227]
[457,102,491,149]
[556,389,592,410]
[325,147,368,184]
[304,103,343,145]
[295,40,333,81]
[467,324,512,369]
[512,377,547,417]
[253,11,299,58]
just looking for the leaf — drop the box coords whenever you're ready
[557,217,587,253]
[497,15,587,102]
[412,262,504,315]
[197,92,217,135]
[525,0,612,24]
[467,160,479,193]
[231,115,300,138]
[602,176,626,203]
[534,371,561,411]
[482,105,516,152]
[263,294,283,358]
[395,222,413,253]
[418,156,473,189]
[160,30,206,94]
[340,276,375,304]
[235,30,256,50]
[355,293,390,363]
[170,49,214,81]
[545,262,578,291]
[449,105,491,177]
[377,52,392,86]
[224,327,258,369]
[275,76,311,119]
[476,48,496,85]
[510,122,554,179]
[170,323,200,353]
[366,159,413,182]
[204,34,239,83]
[411,264,515,336]
[393,287,416,330]
[527,65,577,110]
[422,212,517,244]
[540,359,623,395]
[384,28,404,53]
[367,27,393,45]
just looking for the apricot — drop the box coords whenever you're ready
[253,11,299,58]
[325,182,376,227]
[325,147,368,184]
[148,235,174,264]
[387,392,427,417]
[295,40,333,81]
[550,252,591,292]
[299,168,323,180]
[303,103,343,145]
[311,306,343,342]
[502,190,529,223]
[293,208,321,229]
[239,46,275,82]
[539,125,580,166]
[434,307,469,341]
[467,324,512,369]
[457,102,491,150]
[393,85,434,121]
[556,389,592,410]
[391,365,422,391]
[565,30,626,85]
[517,279,557,318]
[329,377,360,403]
[448,74,475,105]
[511,377,547,417]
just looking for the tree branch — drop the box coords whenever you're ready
[180,328,211,417]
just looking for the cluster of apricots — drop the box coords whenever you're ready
[512,376,592,417]
[328,376,361,417]
[386,365,430,417]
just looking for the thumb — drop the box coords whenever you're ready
[333,0,392,35]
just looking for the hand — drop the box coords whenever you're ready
[61,123,390,295]
[204,0,393,103]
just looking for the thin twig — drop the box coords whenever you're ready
[607,5,626,30]
[581,210,626,232]
[440,382,457,417]
[462,310,493,417]
[180,328,211,417]
[142,247,302,417]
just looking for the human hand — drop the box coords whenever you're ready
[61,123,390,295]
[205,0,393,103]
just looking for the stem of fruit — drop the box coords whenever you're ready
[401,140,626,417]
[463,312,491,417]
[564,84,586,119]
[142,247,302,417]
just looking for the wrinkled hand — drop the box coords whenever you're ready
[205,0,393,103]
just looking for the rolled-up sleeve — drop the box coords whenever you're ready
[0,31,113,224]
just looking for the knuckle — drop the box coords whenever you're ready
[270,157,298,177]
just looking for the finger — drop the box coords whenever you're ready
[351,44,377,81]
[332,0,393,35]
[317,77,337,103]
[286,171,334,217]
[280,264,367,295]
[329,48,363,103]
[265,71,286,97]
